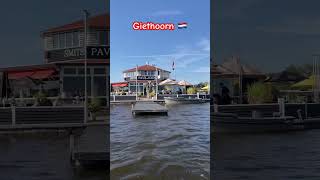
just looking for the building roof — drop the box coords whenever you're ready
[0,64,57,73]
[42,13,109,35]
[51,59,109,65]
[123,65,170,73]
[212,57,265,79]
[265,71,306,83]
[0,60,109,73]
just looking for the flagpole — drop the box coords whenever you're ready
[136,65,138,101]
[172,59,176,80]
[156,66,158,100]
[83,10,89,123]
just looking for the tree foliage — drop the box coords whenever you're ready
[247,82,273,104]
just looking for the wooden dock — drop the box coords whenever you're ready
[0,106,109,168]
[71,123,109,168]
[132,102,168,116]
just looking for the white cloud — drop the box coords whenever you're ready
[151,10,183,17]
[123,38,210,71]
[192,66,210,73]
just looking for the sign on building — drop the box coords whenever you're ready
[46,46,110,62]
[137,76,155,80]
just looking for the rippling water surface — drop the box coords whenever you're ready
[213,130,320,180]
[110,103,210,179]
[0,134,108,180]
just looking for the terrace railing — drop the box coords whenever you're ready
[0,106,84,128]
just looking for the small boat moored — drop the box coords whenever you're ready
[164,96,208,105]
[212,112,304,133]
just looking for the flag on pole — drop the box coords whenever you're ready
[177,22,188,29]
[172,60,175,71]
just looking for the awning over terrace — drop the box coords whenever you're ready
[8,69,56,80]
[112,82,128,87]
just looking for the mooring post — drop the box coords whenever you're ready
[11,105,16,126]
[278,98,285,117]
[69,131,75,161]
[305,97,308,120]
[213,103,218,113]
[197,92,200,99]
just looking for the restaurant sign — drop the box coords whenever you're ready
[46,46,110,62]
[87,46,110,59]
[137,76,155,80]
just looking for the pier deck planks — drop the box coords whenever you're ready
[72,123,109,167]
[132,102,168,115]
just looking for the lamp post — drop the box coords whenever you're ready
[136,65,138,101]
[155,66,159,100]
[83,10,90,123]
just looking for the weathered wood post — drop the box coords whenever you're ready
[69,130,75,163]
[11,105,16,126]
[213,103,218,113]
[278,98,285,117]
[305,96,308,120]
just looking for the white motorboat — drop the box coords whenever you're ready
[164,96,208,105]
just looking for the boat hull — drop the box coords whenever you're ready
[212,113,304,133]
[164,97,207,105]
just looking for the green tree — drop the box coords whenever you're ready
[187,87,197,94]
[247,82,273,104]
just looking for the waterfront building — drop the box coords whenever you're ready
[212,56,265,103]
[112,64,170,95]
[0,13,110,106]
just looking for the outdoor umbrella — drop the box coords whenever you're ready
[201,85,209,91]
[159,79,179,93]
[291,75,314,90]
[159,79,178,85]
[178,80,192,94]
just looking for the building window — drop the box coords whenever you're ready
[78,68,91,75]
[99,31,108,45]
[73,31,80,47]
[93,76,107,96]
[66,32,73,48]
[59,33,66,48]
[94,68,106,75]
[64,68,76,74]
[45,36,53,50]
[88,31,98,45]
[53,34,59,49]
[80,31,84,47]
[63,76,91,97]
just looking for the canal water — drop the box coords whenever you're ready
[212,130,320,180]
[0,134,108,180]
[110,103,210,179]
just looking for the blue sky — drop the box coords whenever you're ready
[110,0,210,84]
